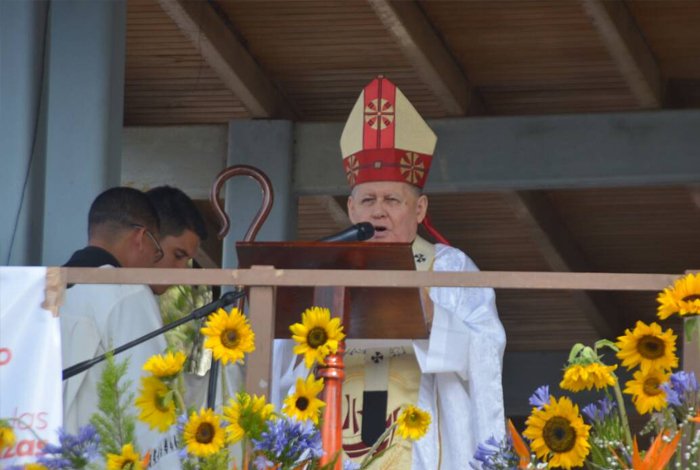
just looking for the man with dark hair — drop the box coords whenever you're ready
[146,186,208,294]
[60,187,175,467]
[64,186,163,269]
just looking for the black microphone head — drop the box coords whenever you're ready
[355,222,375,241]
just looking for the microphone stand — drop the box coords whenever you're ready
[62,290,245,381]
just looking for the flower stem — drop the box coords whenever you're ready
[358,423,397,469]
[612,376,633,450]
[173,388,187,415]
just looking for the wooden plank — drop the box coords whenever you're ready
[59,267,681,291]
[502,190,622,337]
[156,0,294,118]
[367,0,470,115]
[581,0,661,108]
[245,282,276,398]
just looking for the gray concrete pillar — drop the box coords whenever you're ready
[41,0,126,265]
[0,0,49,265]
[222,120,296,269]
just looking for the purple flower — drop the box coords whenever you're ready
[38,425,100,469]
[254,454,275,470]
[252,416,324,467]
[662,371,699,408]
[343,460,361,470]
[528,385,550,410]
[583,397,616,423]
[471,434,519,469]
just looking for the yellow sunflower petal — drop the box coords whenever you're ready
[560,363,617,392]
[289,306,345,368]
[201,307,255,365]
[107,443,144,470]
[134,376,177,432]
[143,351,187,378]
[657,273,700,319]
[396,405,431,440]
[223,392,274,443]
[0,425,15,451]
[616,321,678,373]
[282,375,326,424]
[183,408,226,458]
[523,396,590,469]
[623,368,670,415]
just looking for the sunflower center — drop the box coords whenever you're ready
[683,294,700,302]
[121,460,136,469]
[406,412,420,425]
[307,327,328,348]
[643,377,663,396]
[542,416,576,453]
[638,335,665,360]
[220,328,240,349]
[296,397,310,411]
[195,423,215,444]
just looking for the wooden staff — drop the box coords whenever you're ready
[207,164,274,408]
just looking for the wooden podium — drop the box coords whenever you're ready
[237,241,428,468]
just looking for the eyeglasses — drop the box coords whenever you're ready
[131,224,164,263]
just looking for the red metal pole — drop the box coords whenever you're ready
[318,341,345,469]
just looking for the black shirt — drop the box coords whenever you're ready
[63,246,121,268]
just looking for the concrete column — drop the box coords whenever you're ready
[222,120,296,269]
[0,0,49,266]
[41,0,126,266]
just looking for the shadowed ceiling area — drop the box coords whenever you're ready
[124,0,700,352]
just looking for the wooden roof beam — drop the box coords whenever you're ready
[502,190,622,338]
[157,0,293,118]
[581,0,662,108]
[367,0,472,116]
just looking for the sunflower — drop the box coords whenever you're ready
[223,392,274,443]
[616,321,678,373]
[134,376,177,432]
[657,273,700,319]
[624,368,670,415]
[560,363,617,392]
[282,375,326,424]
[143,351,187,378]
[106,443,145,470]
[290,306,345,368]
[523,396,590,469]
[25,464,49,470]
[182,408,225,458]
[396,405,431,441]
[200,307,255,365]
[0,424,15,450]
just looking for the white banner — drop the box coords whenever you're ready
[0,267,62,465]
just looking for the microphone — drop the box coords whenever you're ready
[319,222,375,242]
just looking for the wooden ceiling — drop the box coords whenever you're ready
[124,0,700,352]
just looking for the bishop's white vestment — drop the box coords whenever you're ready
[272,240,506,470]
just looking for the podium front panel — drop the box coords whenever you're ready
[237,242,428,339]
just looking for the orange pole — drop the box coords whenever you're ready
[318,340,345,469]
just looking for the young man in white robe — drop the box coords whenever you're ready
[60,187,171,465]
[274,76,507,469]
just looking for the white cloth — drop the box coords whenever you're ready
[60,266,180,468]
[271,244,506,470]
[412,244,506,470]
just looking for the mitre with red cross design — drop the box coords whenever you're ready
[340,76,437,189]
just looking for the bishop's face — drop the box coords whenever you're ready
[347,181,427,243]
